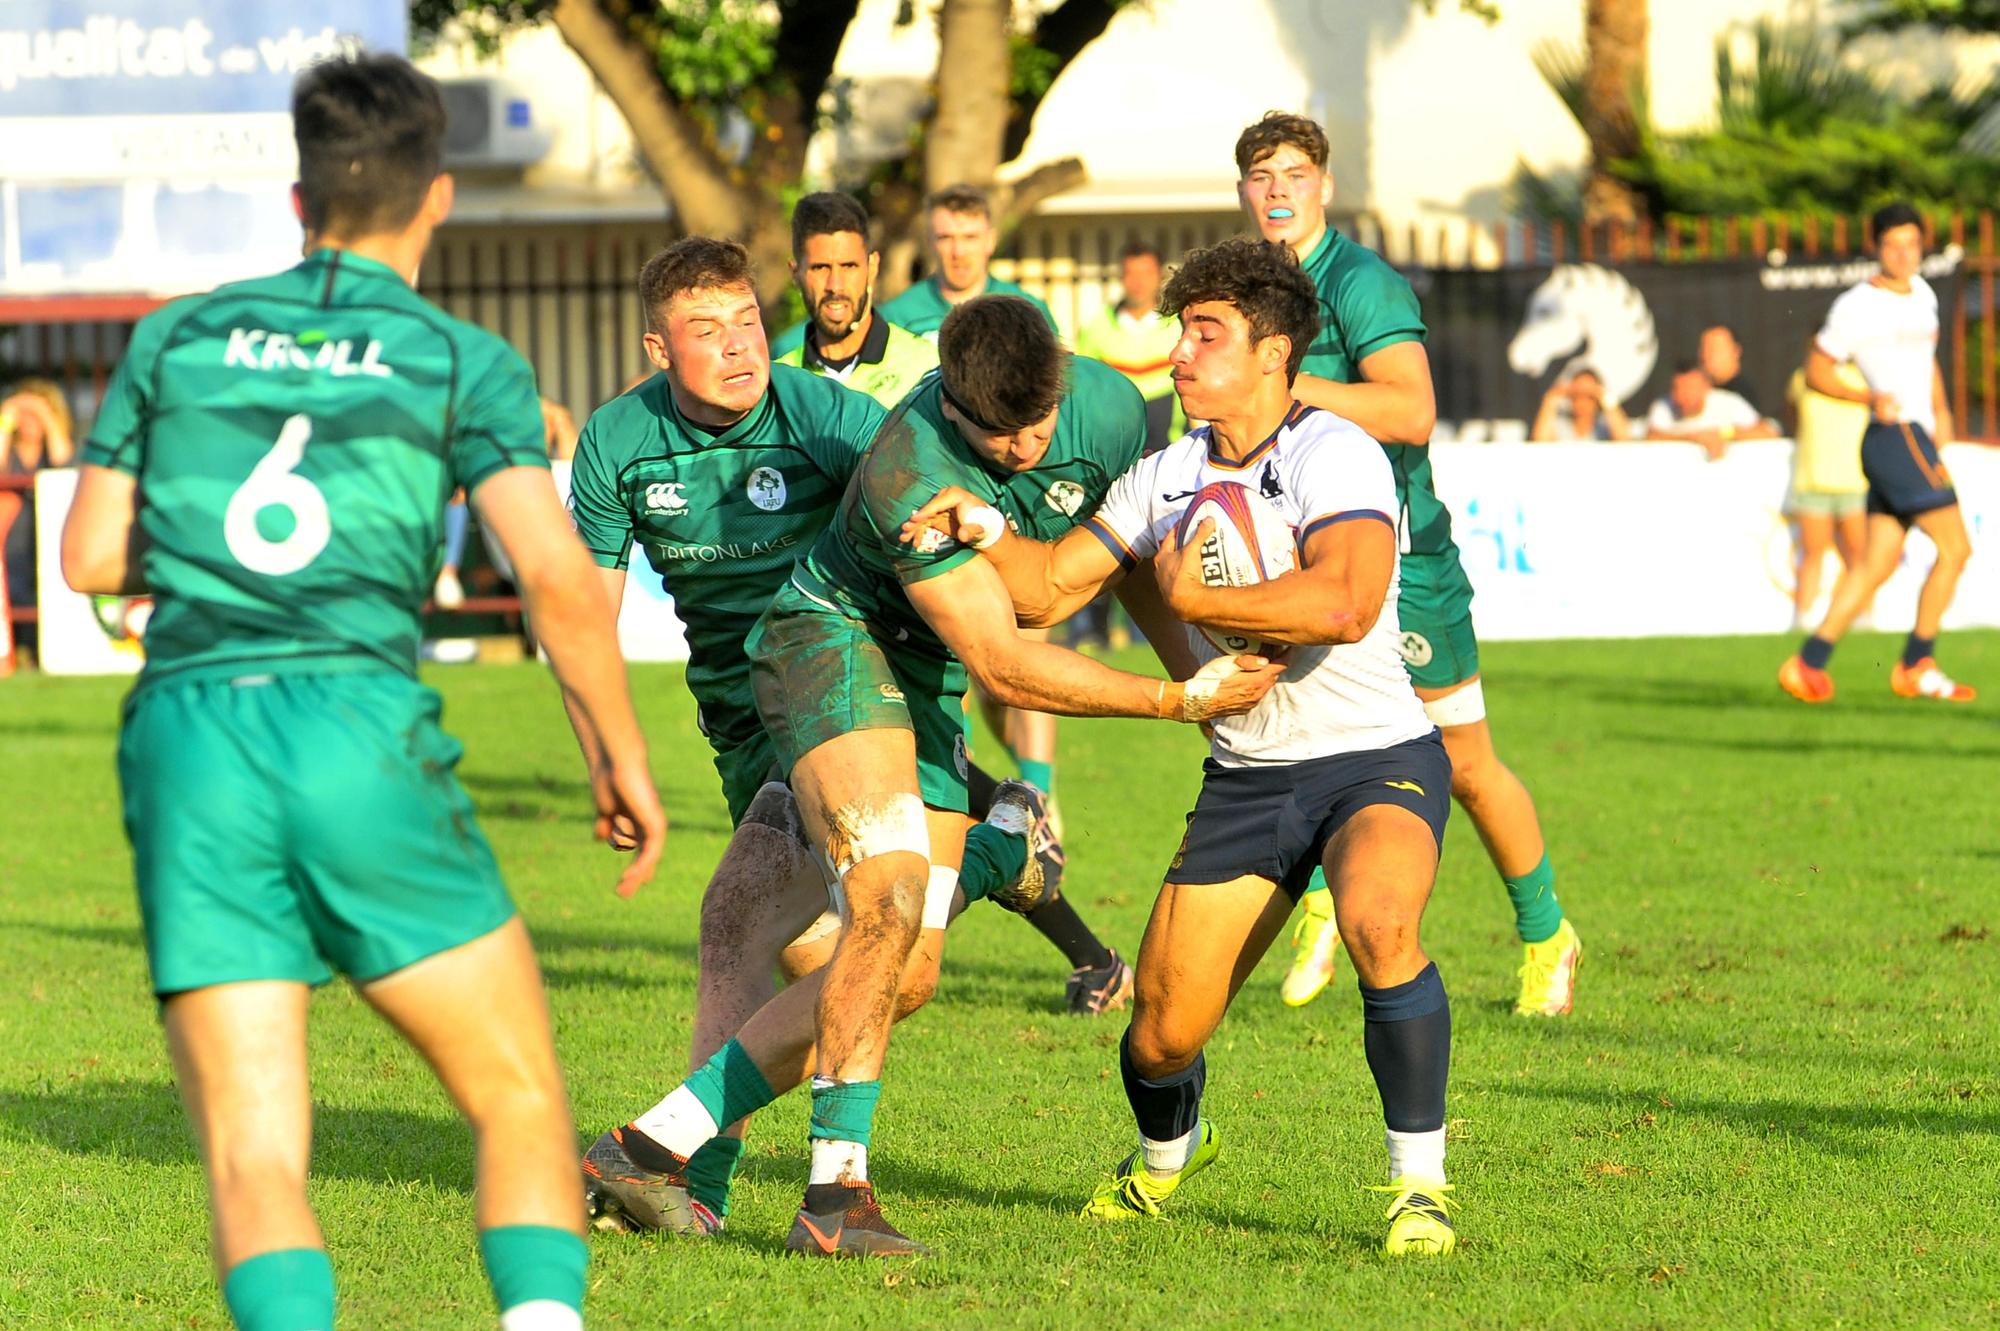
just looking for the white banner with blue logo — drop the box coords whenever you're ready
[1430,440,2000,640]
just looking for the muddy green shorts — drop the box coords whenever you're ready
[1393,548,1481,690]
[118,662,515,998]
[746,580,971,812]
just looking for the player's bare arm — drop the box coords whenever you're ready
[1290,341,1437,444]
[1154,512,1394,648]
[1806,342,1898,420]
[1932,363,1954,443]
[900,483,1124,627]
[477,465,666,896]
[903,554,1282,721]
[60,464,149,595]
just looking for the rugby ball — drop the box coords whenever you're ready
[1172,481,1296,656]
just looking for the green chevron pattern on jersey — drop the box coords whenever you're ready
[83,248,550,685]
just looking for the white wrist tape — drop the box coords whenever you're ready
[1179,655,1246,723]
[962,503,1006,550]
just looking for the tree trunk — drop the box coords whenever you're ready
[926,0,1012,192]
[1581,0,1648,227]
[548,0,792,309]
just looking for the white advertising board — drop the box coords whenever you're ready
[33,466,147,674]
[548,460,690,663]
[1429,440,2000,639]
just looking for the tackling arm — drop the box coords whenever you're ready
[904,555,1281,722]
[1153,514,1395,648]
[900,485,1125,628]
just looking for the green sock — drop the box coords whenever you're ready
[1019,758,1055,793]
[478,1224,586,1323]
[959,822,1027,906]
[1505,852,1563,944]
[685,1134,746,1219]
[222,1248,334,1331]
[685,1037,779,1127]
[808,1077,882,1146]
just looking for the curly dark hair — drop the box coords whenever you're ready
[1233,111,1330,176]
[1161,237,1319,382]
[791,191,872,256]
[638,237,755,334]
[937,296,1066,431]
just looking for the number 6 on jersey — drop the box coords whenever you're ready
[225,413,332,576]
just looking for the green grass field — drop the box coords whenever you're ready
[3,632,1998,1329]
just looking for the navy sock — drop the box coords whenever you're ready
[1902,634,1935,668]
[1800,635,1835,670]
[1119,1029,1205,1143]
[1027,894,1113,970]
[965,762,1000,820]
[1359,962,1451,1133]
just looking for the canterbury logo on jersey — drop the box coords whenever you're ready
[644,482,689,514]
[224,327,393,378]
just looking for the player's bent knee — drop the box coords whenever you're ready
[742,780,809,848]
[1125,1019,1204,1078]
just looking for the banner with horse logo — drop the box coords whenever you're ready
[1414,250,1966,432]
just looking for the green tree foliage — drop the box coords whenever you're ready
[1521,19,2000,224]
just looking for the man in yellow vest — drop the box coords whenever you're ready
[771,193,938,408]
[1075,240,1184,453]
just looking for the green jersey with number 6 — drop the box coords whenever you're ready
[84,248,550,685]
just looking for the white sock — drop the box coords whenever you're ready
[499,1300,582,1331]
[808,1137,868,1186]
[1385,1127,1447,1187]
[1141,1127,1196,1179]
[629,1084,718,1160]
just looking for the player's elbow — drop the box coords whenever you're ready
[60,532,121,595]
[1401,397,1437,446]
[963,653,1032,709]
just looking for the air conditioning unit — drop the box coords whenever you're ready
[439,78,553,169]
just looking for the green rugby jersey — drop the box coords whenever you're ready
[876,274,1058,340]
[83,248,549,684]
[774,313,940,409]
[795,355,1145,657]
[1297,226,1454,559]
[568,363,885,743]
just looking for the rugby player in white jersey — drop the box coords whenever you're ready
[904,237,1460,1254]
[1780,201,1976,704]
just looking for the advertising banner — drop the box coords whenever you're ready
[1419,250,1966,432]
[1429,440,2000,640]
[0,1,407,295]
[33,467,148,673]
[549,460,691,663]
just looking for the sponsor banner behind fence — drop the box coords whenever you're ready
[549,460,689,663]
[34,467,147,674]
[1420,254,1967,434]
[26,445,1994,673]
[1430,440,2000,640]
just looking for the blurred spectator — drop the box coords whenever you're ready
[1783,361,1872,630]
[1699,324,1763,415]
[542,396,579,461]
[1645,361,1775,459]
[1,377,77,613]
[1530,366,1631,441]
[1075,239,1183,453]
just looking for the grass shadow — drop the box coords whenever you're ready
[0,1078,479,1194]
[1498,1081,2000,1153]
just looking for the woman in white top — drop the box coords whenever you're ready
[1778,202,1975,704]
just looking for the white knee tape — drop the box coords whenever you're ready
[922,866,960,930]
[827,792,930,881]
[1422,678,1486,728]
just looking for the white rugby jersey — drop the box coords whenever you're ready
[1084,402,1435,765]
[1817,275,1940,433]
